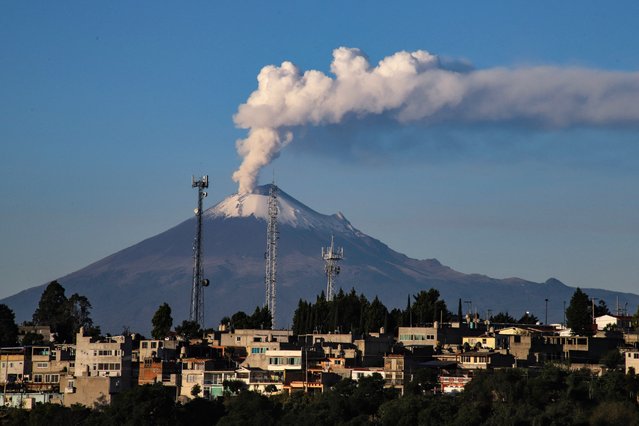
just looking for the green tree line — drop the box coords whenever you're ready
[292,288,450,335]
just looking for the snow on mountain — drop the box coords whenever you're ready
[207,184,363,236]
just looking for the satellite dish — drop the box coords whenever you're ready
[202,279,210,287]
[194,208,199,215]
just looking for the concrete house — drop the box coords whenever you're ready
[61,328,133,407]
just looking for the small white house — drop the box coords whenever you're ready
[595,315,631,331]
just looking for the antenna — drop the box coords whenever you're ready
[190,175,209,327]
[264,182,279,329]
[322,235,343,302]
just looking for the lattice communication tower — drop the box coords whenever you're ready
[264,183,279,329]
[190,175,210,327]
[322,236,343,302]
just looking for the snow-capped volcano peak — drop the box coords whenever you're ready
[205,184,361,234]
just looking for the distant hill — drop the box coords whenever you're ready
[3,185,638,335]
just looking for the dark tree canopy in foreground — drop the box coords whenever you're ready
[32,281,100,343]
[2,367,639,425]
[0,303,19,346]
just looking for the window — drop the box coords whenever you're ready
[186,374,197,383]
[634,354,639,359]
[45,374,59,383]
[33,374,43,383]
[514,336,521,343]
[142,342,148,349]
[236,337,241,343]
[35,362,49,369]
[151,342,157,349]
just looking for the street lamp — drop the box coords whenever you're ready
[545,299,549,325]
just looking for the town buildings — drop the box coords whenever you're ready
[1,315,637,409]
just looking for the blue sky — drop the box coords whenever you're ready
[2,1,639,305]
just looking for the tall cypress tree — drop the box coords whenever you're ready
[566,288,594,336]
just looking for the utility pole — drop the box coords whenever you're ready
[545,298,549,325]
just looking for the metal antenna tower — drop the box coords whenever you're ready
[190,175,210,327]
[322,236,343,302]
[264,182,279,329]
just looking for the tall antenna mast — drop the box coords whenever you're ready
[322,236,343,302]
[264,182,279,329]
[190,175,210,327]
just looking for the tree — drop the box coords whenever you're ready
[518,312,539,324]
[32,281,97,343]
[566,288,594,336]
[33,281,73,342]
[601,349,624,370]
[151,303,173,339]
[491,312,516,323]
[223,379,247,395]
[249,305,272,330]
[175,320,201,340]
[594,299,610,317]
[411,289,449,325]
[0,304,19,346]
[104,383,177,425]
[21,332,45,346]
[191,383,202,398]
[68,294,93,331]
[363,296,388,333]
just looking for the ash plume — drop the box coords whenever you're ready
[232,47,639,193]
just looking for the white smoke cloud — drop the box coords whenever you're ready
[232,47,639,193]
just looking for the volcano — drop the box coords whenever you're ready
[3,184,638,335]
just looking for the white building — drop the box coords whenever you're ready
[266,349,302,372]
[74,328,132,380]
[595,315,631,331]
[625,349,639,374]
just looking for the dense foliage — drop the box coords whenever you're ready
[32,281,100,343]
[566,288,594,336]
[292,288,450,335]
[221,306,272,330]
[0,304,19,347]
[2,367,639,425]
[151,303,173,340]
